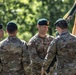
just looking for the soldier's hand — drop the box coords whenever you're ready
[41,67,45,75]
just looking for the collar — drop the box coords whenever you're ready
[60,30,69,36]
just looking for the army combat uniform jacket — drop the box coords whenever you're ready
[43,31,76,75]
[28,33,54,75]
[0,36,30,75]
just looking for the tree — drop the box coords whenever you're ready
[0,0,75,42]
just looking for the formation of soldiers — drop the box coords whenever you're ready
[0,17,76,75]
[0,1,76,75]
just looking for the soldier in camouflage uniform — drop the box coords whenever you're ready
[0,24,4,41]
[42,18,76,75]
[0,22,30,75]
[0,24,4,72]
[28,18,54,75]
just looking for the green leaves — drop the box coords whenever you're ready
[0,0,75,42]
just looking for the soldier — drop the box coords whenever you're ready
[0,21,30,75]
[0,24,4,41]
[28,18,54,75]
[0,24,4,73]
[42,18,76,75]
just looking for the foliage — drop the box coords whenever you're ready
[0,0,75,42]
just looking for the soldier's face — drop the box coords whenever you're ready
[38,25,48,34]
[0,29,4,38]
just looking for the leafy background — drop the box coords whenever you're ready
[0,0,75,42]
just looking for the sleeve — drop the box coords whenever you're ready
[43,39,57,73]
[0,44,3,73]
[0,52,2,73]
[28,41,44,66]
[22,42,31,75]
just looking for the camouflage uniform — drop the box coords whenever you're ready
[28,33,54,75]
[43,31,76,75]
[0,36,30,75]
[0,24,4,74]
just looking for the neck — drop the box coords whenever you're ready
[38,33,46,38]
[9,34,16,37]
[59,29,68,35]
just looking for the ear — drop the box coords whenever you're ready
[37,24,39,28]
[15,30,18,34]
